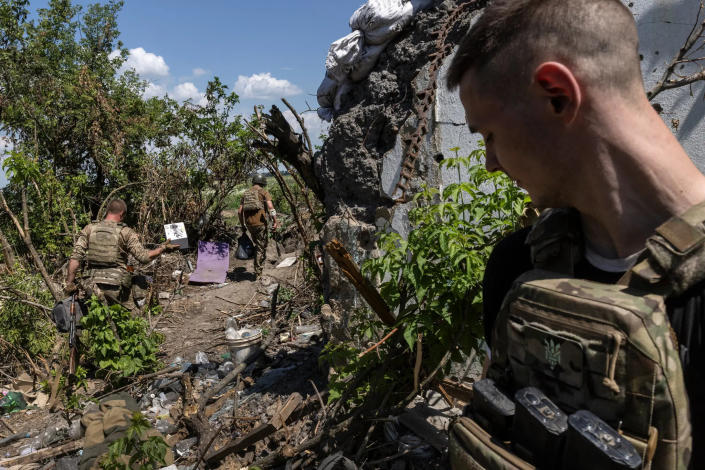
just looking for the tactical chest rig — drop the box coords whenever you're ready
[85,221,129,287]
[450,202,705,470]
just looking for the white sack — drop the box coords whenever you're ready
[350,42,388,81]
[350,0,412,45]
[325,30,364,82]
[334,80,354,111]
[317,74,338,108]
[317,107,334,122]
[350,0,435,45]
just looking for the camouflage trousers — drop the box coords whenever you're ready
[246,224,268,277]
[84,280,134,312]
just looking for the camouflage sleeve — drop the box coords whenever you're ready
[261,189,272,202]
[121,227,152,264]
[69,225,91,261]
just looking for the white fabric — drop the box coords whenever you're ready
[318,107,334,122]
[350,42,389,81]
[334,80,354,111]
[325,30,365,82]
[317,74,338,108]
[350,0,433,45]
[350,0,412,45]
[316,0,435,121]
[584,245,645,273]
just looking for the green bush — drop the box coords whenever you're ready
[0,264,56,357]
[81,297,163,379]
[362,149,528,364]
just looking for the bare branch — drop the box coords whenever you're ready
[648,3,705,100]
[281,97,314,156]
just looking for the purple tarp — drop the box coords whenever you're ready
[188,241,230,284]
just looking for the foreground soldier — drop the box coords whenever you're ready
[447,0,705,468]
[238,174,279,278]
[65,199,169,310]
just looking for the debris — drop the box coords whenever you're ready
[276,257,298,268]
[0,431,30,448]
[194,352,209,365]
[398,434,435,459]
[174,437,198,457]
[205,393,303,465]
[56,455,79,470]
[172,270,183,279]
[159,292,171,300]
[155,418,178,435]
[0,392,26,414]
[0,439,84,467]
[318,451,357,470]
[266,283,280,295]
[279,332,291,343]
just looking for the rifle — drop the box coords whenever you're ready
[68,293,78,375]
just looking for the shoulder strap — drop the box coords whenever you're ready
[525,207,583,276]
[628,200,705,296]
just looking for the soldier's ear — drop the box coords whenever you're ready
[533,62,581,124]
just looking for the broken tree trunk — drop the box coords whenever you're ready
[262,105,323,202]
[324,239,395,326]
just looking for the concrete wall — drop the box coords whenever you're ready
[424,0,705,192]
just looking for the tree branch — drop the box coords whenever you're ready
[648,3,705,100]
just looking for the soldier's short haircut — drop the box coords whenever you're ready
[106,199,127,215]
[446,0,642,95]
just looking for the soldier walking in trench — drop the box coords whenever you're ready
[238,174,279,279]
[64,199,171,310]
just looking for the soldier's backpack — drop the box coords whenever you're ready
[242,187,264,212]
[450,202,705,470]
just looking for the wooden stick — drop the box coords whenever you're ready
[0,439,84,466]
[413,332,423,392]
[358,327,398,358]
[324,239,395,326]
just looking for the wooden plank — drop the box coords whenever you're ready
[0,439,84,467]
[324,239,396,326]
[205,392,303,465]
[271,393,302,429]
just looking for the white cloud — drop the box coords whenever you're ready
[143,82,166,99]
[110,47,169,77]
[234,73,302,99]
[192,67,207,77]
[283,110,330,141]
[172,82,207,106]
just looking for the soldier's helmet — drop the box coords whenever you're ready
[252,174,267,186]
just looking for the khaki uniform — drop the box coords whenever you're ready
[243,185,271,277]
[71,220,152,310]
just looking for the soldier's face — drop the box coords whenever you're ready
[458,69,567,208]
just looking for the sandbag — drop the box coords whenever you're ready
[317,107,334,122]
[350,42,388,81]
[349,0,434,45]
[316,108,334,122]
[52,297,85,333]
[334,80,354,111]
[325,30,364,82]
[236,233,255,260]
[317,74,338,108]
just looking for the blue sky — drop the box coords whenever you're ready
[1,0,366,186]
